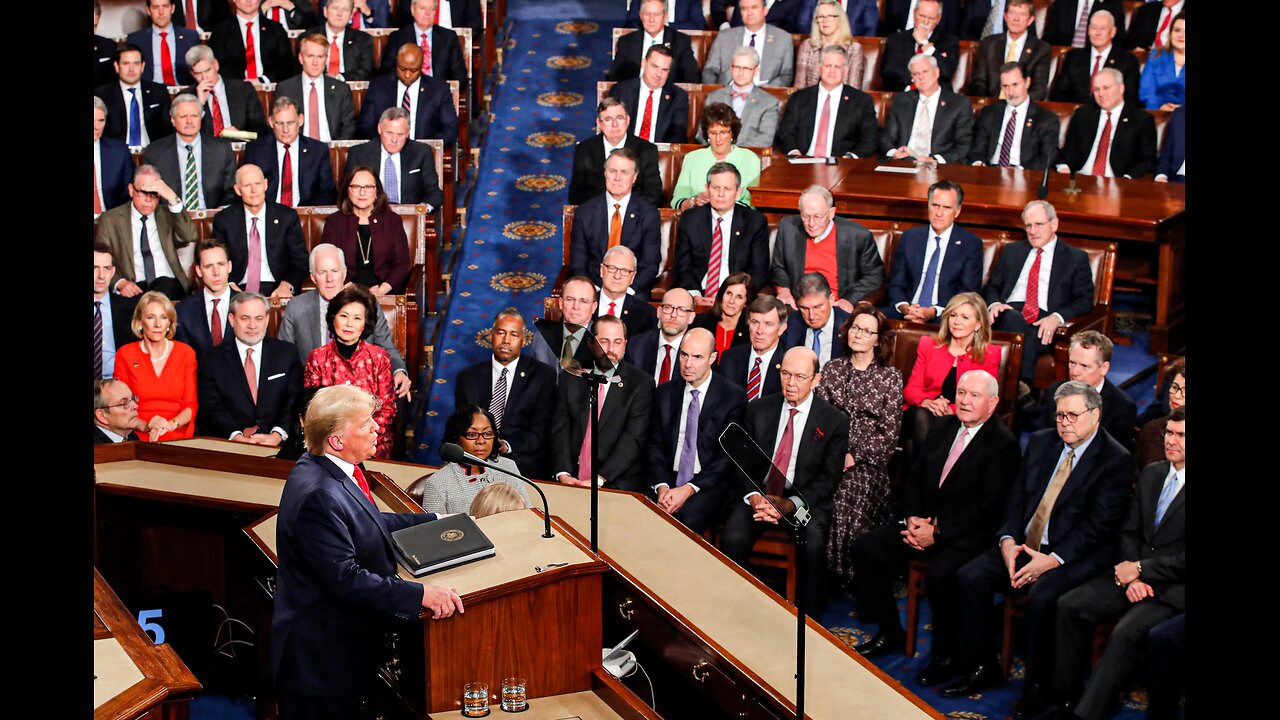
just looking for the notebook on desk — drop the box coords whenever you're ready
[392,514,496,576]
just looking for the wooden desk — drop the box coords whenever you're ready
[750,158,1187,352]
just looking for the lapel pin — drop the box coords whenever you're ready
[1026,119,1034,127]
[629,213,635,218]
[813,427,825,440]
[735,230,740,235]
[1121,117,1129,123]
[273,218,279,224]
[520,371,526,377]
[940,100,947,107]
[664,94,671,100]
[843,94,849,101]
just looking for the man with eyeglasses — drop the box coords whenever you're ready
[1037,330,1137,450]
[716,295,789,400]
[346,107,443,212]
[626,288,696,385]
[698,47,779,148]
[611,0,702,82]
[98,164,196,301]
[242,96,338,208]
[596,246,658,339]
[569,148,661,295]
[568,98,663,207]
[780,272,851,369]
[771,186,883,313]
[212,164,309,302]
[719,346,850,613]
[944,381,1131,713]
[94,378,142,443]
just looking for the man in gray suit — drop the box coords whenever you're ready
[274,33,358,141]
[702,0,794,87]
[278,243,413,398]
[143,93,238,210]
[771,185,883,312]
[697,46,780,148]
[879,54,974,167]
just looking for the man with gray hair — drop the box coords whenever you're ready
[1056,67,1157,179]
[181,44,271,136]
[699,46,780,148]
[212,164,309,302]
[97,163,196,300]
[879,53,974,167]
[944,379,1131,714]
[1042,0,1127,49]
[94,378,142,444]
[774,45,877,158]
[345,107,444,211]
[880,0,960,90]
[1048,9,1140,105]
[597,245,659,339]
[771,185,883,311]
[143,93,238,209]
[611,0,702,82]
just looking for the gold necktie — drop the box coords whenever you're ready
[608,202,623,249]
[1025,449,1074,552]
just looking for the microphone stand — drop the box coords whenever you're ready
[561,324,615,556]
[438,443,554,539]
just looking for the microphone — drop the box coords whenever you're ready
[1037,161,1051,199]
[439,443,554,539]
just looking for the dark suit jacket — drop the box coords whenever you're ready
[305,24,375,81]
[739,392,849,521]
[275,74,358,140]
[715,343,785,397]
[1042,0,1126,48]
[535,318,599,372]
[345,139,444,208]
[393,0,483,31]
[454,355,558,479]
[983,238,1095,320]
[968,99,1060,169]
[886,224,984,311]
[774,84,879,159]
[95,35,119,88]
[1154,104,1185,182]
[1124,1,1174,51]
[94,425,141,444]
[691,312,749,353]
[624,0,706,31]
[567,134,663,207]
[880,0,963,37]
[968,32,1051,100]
[270,452,436,698]
[94,80,174,144]
[624,328,687,380]
[358,74,458,143]
[551,361,655,490]
[674,203,770,295]
[569,194,662,295]
[211,200,310,292]
[174,290,233,360]
[903,414,1021,556]
[260,0,318,29]
[99,138,134,210]
[1040,377,1138,450]
[128,26,201,86]
[879,88,974,163]
[880,29,961,91]
[319,209,411,293]
[1049,46,1141,106]
[198,336,304,438]
[143,134,239,209]
[647,376,747,493]
[602,294,659,340]
[609,78,690,144]
[721,0,808,33]
[958,0,1042,40]
[181,78,271,135]
[997,427,1132,568]
[771,215,885,303]
[1118,460,1185,609]
[781,306,851,361]
[207,14,299,82]
[379,25,469,88]
[608,26,702,84]
[1060,102,1157,178]
[172,0,232,31]
[242,134,338,206]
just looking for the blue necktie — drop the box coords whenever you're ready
[1153,470,1181,528]
[384,153,399,203]
[675,388,700,487]
[811,328,822,356]
[919,235,942,307]
[128,88,142,146]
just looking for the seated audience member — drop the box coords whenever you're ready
[885,180,983,320]
[627,288,697,384]
[207,0,298,83]
[720,346,850,610]
[646,328,747,532]
[175,240,237,360]
[306,0,375,81]
[702,0,794,87]
[198,291,304,445]
[691,273,755,360]
[212,164,309,302]
[881,0,959,91]
[814,0,881,37]
[772,187,884,311]
[983,201,1094,382]
[304,285,397,457]
[1057,68,1157,179]
[276,34,358,142]
[1037,331,1137,450]
[700,49,781,149]
[1049,11,1141,106]
[569,98,663,207]
[258,0,319,30]
[469,482,528,518]
[531,276,600,371]
[114,291,198,442]
[454,308,558,479]
[551,316,656,489]
[967,0,1050,101]
[391,0,482,32]
[100,164,196,301]
[128,0,201,87]
[379,0,468,88]
[1154,104,1185,183]
[781,272,852,368]
[1145,613,1186,720]
[95,97,133,213]
[94,243,141,380]
[144,93,239,210]
[943,382,1132,711]
[321,166,411,296]
[596,246,660,340]
[94,44,174,146]
[969,62,1060,170]
[409,405,530,512]
[850,370,1020,673]
[358,44,459,143]
[728,0,810,33]
[794,0,867,88]
[716,295,790,399]
[94,378,143,444]
[880,0,962,36]
[569,148,662,295]
[94,2,119,87]
[1042,0,1126,48]
[347,107,444,211]
[279,244,413,396]
[879,54,974,166]
[1125,0,1182,51]
[775,46,878,159]
[1138,12,1184,111]
[1051,405,1185,720]
[172,0,233,31]
[242,96,338,207]
[677,108,763,209]
[610,0,702,82]
[674,162,771,294]
[609,45,690,144]
[182,44,271,137]
[1135,358,1183,469]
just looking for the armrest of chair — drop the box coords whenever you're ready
[859,287,887,308]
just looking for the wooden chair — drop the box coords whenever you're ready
[905,558,928,657]
[886,321,1025,427]
[951,40,980,96]
[750,526,797,604]
[857,36,887,92]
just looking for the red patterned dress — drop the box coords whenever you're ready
[304,341,397,457]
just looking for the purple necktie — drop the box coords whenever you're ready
[676,388,701,486]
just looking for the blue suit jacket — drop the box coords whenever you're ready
[1155,104,1185,182]
[271,452,436,697]
[241,135,337,206]
[127,26,202,86]
[569,194,662,295]
[624,0,707,31]
[886,224,984,312]
[781,307,850,363]
[647,376,746,493]
[358,74,458,144]
[174,291,233,361]
[99,138,134,210]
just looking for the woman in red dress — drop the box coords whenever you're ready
[112,291,198,442]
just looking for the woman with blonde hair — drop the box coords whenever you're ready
[112,291,198,442]
[793,0,868,89]
[469,483,527,519]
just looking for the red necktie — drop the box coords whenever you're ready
[1022,248,1043,324]
[1154,10,1172,49]
[184,0,197,29]
[281,142,294,206]
[658,344,672,384]
[766,408,799,496]
[244,22,258,80]
[1090,53,1102,79]
[705,217,724,296]
[351,11,363,29]
[746,357,762,400]
[328,36,342,75]
[271,7,281,22]
[210,96,226,136]
[421,32,432,75]
[434,1,441,24]
[244,347,258,404]
[308,82,321,139]
[1090,111,1112,177]
[607,301,617,316]
[159,31,177,84]
[813,94,832,157]
[639,90,655,141]
[211,298,223,345]
[94,163,103,214]
[352,466,376,505]
[576,384,605,484]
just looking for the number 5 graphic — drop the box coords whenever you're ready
[138,609,165,644]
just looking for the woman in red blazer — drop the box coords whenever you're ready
[320,165,411,296]
[112,291,198,442]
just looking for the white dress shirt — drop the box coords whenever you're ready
[302,75,334,142]
[740,28,769,85]
[149,25,180,84]
[633,79,664,142]
[598,289,629,318]
[208,78,233,128]
[1002,32,1028,64]
[806,84,844,157]
[436,0,455,29]
[605,191,633,231]
[745,343,780,385]
[243,205,278,283]
[97,425,128,443]
[202,286,232,333]
[805,309,837,367]
[129,204,182,282]
[118,81,152,146]
[230,337,289,439]
[1007,237,1062,322]
[987,98,1029,167]
[327,29,347,75]
[322,452,365,493]
[413,24,436,77]
[237,15,267,80]
[1152,1,1185,48]
[907,223,954,310]
[274,140,302,205]
[903,0,921,29]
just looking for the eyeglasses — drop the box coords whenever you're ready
[659,304,693,316]
[349,184,377,194]
[848,326,879,338]
[462,430,496,440]
[1055,409,1095,424]
[601,263,636,276]
[706,128,733,137]
[799,212,831,224]
[779,370,814,383]
[103,395,139,410]
[815,13,841,20]
[1024,221,1051,231]
[1168,382,1184,396]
